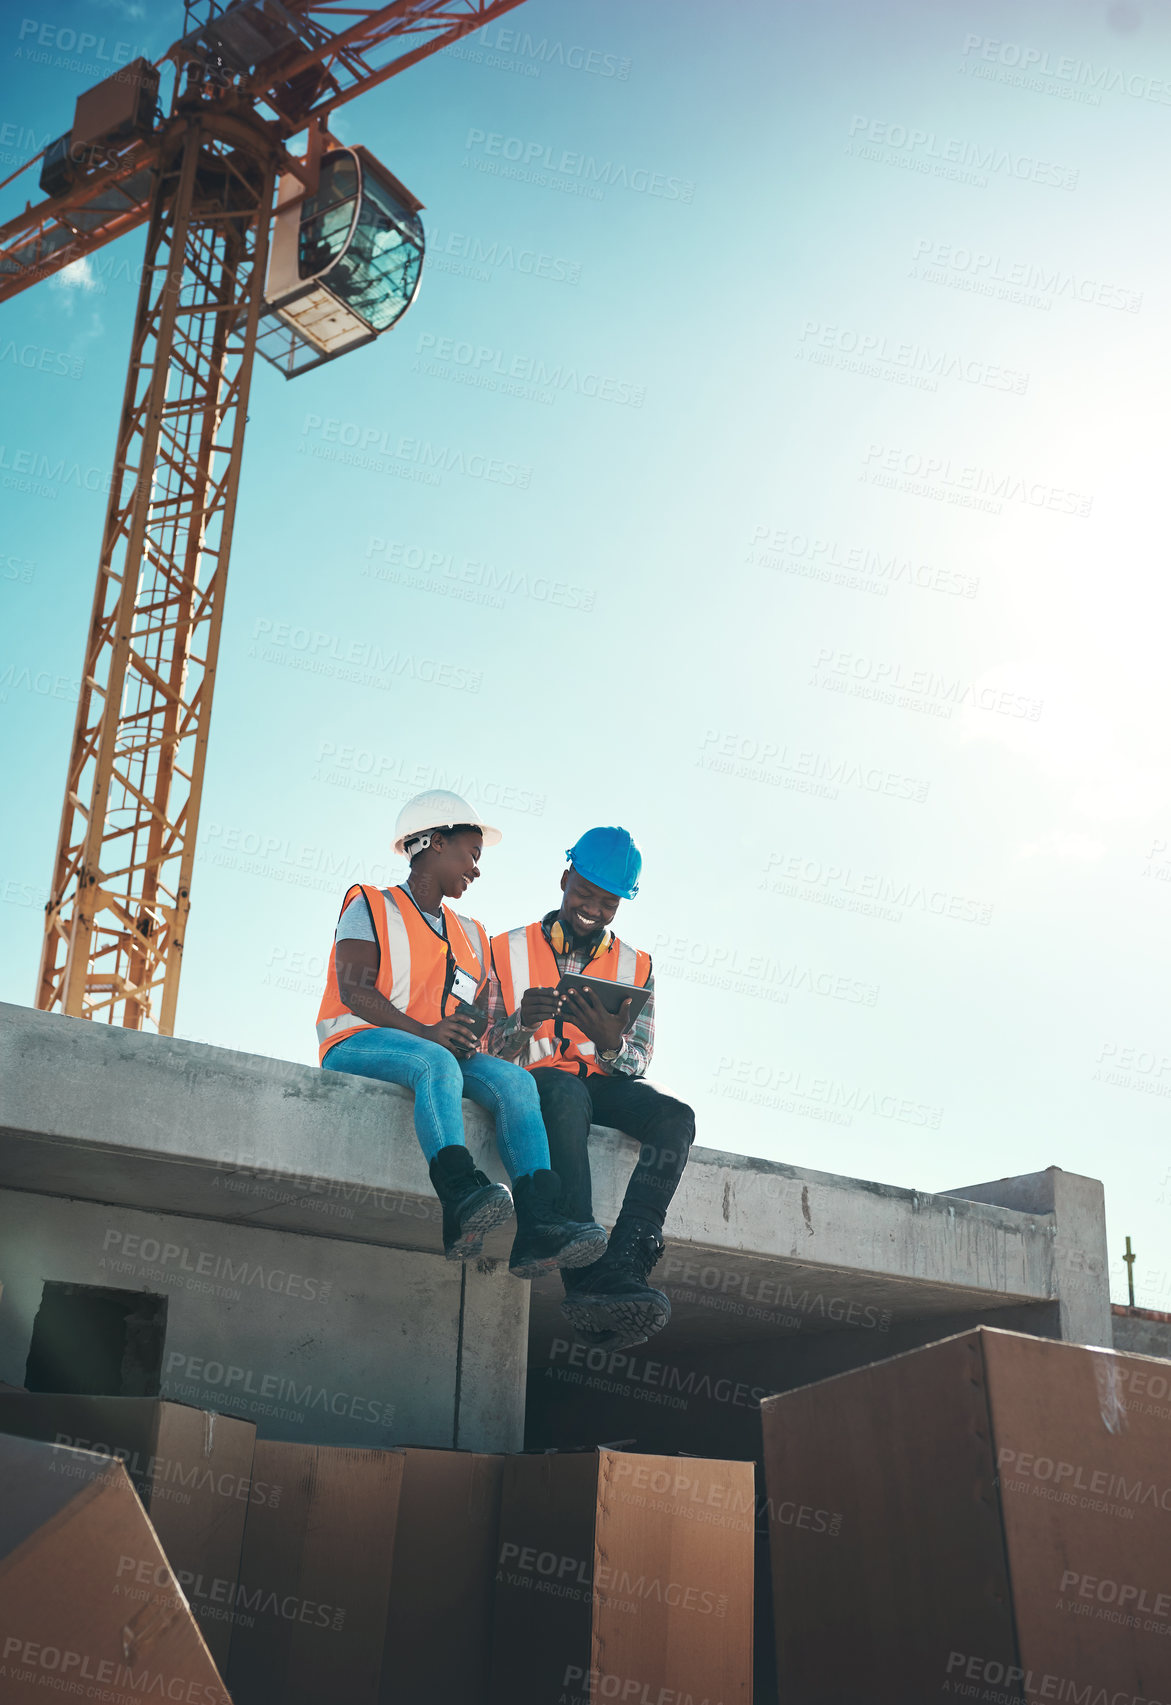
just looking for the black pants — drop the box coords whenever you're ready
[532,1068,694,1230]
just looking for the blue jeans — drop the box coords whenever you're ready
[323,1027,550,1182]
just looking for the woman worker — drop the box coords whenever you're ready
[316,789,606,1278]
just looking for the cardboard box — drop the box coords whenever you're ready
[229,1440,405,1705]
[0,1392,256,1674]
[761,1326,1171,1702]
[491,1448,755,1705]
[0,1432,230,1704]
[380,1447,504,1704]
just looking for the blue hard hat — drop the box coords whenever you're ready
[565,826,642,900]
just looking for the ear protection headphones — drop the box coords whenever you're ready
[550,919,612,960]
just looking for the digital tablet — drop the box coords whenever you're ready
[556,973,651,1023]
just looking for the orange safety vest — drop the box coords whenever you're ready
[317,883,490,1064]
[490,921,651,1077]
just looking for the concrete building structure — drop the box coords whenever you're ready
[0,1003,1116,1458]
[1112,1303,1171,1361]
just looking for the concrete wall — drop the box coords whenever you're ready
[0,1189,527,1452]
[0,1002,1116,1466]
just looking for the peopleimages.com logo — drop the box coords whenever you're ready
[15,19,149,65]
[845,113,1079,190]
[0,1641,228,1705]
[462,128,695,201]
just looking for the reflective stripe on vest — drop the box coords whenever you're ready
[490,921,650,1076]
[317,885,489,1063]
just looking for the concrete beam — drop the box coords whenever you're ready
[0,1005,1061,1348]
[943,1168,1111,1347]
[0,999,1115,1459]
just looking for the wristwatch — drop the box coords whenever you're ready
[598,1045,622,1064]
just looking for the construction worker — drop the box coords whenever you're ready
[487,828,694,1350]
[316,790,607,1279]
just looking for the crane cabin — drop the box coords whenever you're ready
[257,145,425,378]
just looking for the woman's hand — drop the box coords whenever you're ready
[425,1012,481,1059]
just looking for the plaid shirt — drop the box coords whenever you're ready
[483,911,654,1079]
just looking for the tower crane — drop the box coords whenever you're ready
[0,0,525,1035]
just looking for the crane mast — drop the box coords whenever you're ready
[1,0,526,1033]
[38,110,275,1029]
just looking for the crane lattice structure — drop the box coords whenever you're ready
[0,0,524,1033]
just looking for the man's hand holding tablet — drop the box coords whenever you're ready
[558,983,632,1056]
[552,973,651,1055]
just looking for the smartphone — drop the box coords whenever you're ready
[452,999,489,1039]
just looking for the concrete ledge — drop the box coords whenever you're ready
[0,1004,1075,1355]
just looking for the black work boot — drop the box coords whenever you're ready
[428,1145,514,1261]
[559,1214,671,1348]
[508,1171,608,1280]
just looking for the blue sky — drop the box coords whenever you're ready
[2,0,1169,1307]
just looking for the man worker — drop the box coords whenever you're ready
[486,827,694,1349]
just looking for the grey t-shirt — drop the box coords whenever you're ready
[336,886,445,942]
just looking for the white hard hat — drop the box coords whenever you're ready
[392,789,502,858]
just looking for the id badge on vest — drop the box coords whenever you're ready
[450,966,478,1005]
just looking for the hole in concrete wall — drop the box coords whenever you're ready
[24,1282,168,1397]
